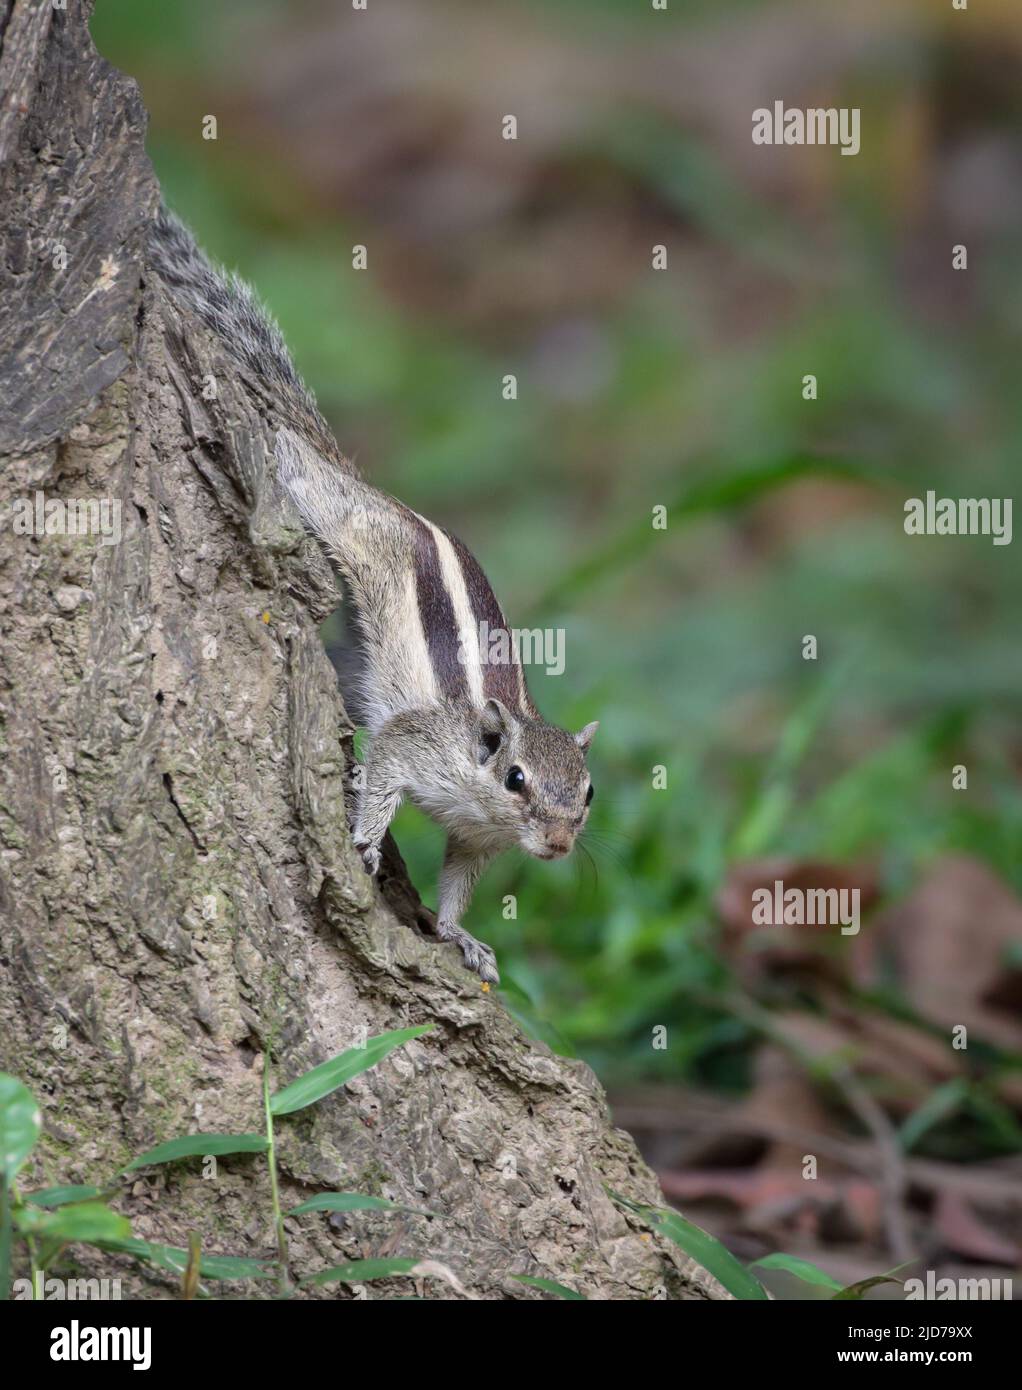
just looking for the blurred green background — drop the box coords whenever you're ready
[92,0,1020,1121]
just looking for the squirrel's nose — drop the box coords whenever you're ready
[544,829,573,856]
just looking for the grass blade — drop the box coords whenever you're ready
[531,455,867,617]
[289,1192,432,1217]
[750,1252,842,1292]
[25,1185,105,1209]
[121,1133,268,1172]
[898,1080,969,1154]
[834,1263,913,1301]
[270,1025,433,1116]
[99,1236,273,1280]
[302,1257,421,1286]
[608,1188,767,1301]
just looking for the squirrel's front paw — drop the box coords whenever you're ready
[436,920,500,985]
[354,841,381,876]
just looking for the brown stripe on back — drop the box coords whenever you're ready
[445,530,536,716]
[409,517,469,701]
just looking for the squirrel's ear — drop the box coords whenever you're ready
[478,699,512,764]
[575,721,599,753]
[481,699,513,735]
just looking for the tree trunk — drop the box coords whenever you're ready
[0,0,719,1300]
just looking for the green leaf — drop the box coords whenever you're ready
[121,1132,268,1172]
[0,1074,41,1183]
[608,1189,768,1301]
[26,1185,105,1209]
[14,1202,131,1245]
[750,1252,843,1292]
[531,454,867,617]
[512,1274,587,1300]
[898,1080,969,1154]
[834,1265,911,1301]
[302,1257,421,1286]
[99,1236,273,1281]
[288,1192,432,1217]
[270,1025,434,1116]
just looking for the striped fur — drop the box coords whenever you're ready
[444,530,537,717]
[410,519,469,703]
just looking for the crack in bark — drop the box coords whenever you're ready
[161,772,208,855]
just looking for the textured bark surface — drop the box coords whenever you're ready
[0,1,720,1299]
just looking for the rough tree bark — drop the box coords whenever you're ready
[0,0,720,1299]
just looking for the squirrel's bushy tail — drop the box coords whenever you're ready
[148,205,322,426]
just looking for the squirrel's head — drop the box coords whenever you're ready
[473,699,597,859]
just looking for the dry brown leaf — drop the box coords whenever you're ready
[855,855,1022,1054]
[933,1191,1019,1266]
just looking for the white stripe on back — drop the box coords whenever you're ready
[419,514,484,707]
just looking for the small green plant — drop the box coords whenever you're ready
[607,1189,912,1301]
[0,1023,448,1300]
[1,1073,132,1302]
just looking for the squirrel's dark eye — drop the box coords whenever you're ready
[505,765,525,793]
[585,783,594,806]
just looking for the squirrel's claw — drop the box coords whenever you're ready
[355,841,381,876]
[436,920,500,985]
